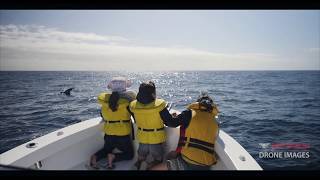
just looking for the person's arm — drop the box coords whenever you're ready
[212,104,219,116]
[160,108,192,128]
[213,104,220,139]
[97,93,106,105]
[127,106,136,123]
[120,90,137,102]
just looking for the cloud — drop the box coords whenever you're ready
[0,24,128,44]
[305,48,320,53]
[0,24,307,71]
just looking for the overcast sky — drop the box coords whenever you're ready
[0,10,319,71]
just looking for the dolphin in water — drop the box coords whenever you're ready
[60,88,74,96]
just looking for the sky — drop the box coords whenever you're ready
[0,10,319,71]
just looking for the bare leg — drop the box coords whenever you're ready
[89,155,99,169]
[90,155,97,165]
[166,151,178,160]
[134,156,146,170]
[147,159,163,170]
[107,153,116,169]
[138,155,146,161]
[150,163,168,170]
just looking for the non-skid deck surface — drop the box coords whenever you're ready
[70,127,225,170]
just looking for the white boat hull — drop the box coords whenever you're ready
[0,117,262,170]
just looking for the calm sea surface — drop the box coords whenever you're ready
[0,71,319,170]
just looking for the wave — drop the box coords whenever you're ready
[301,104,317,108]
[1,71,320,169]
[223,98,260,104]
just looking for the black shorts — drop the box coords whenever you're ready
[95,134,133,161]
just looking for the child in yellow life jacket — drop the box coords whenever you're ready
[88,77,136,170]
[129,81,171,170]
[151,92,219,170]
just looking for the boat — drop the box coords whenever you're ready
[0,110,262,170]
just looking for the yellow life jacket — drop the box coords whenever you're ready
[179,102,219,166]
[98,92,132,136]
[129,99,167,144]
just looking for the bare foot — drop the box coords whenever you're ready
[150,163,168,170]
[107,153,116,169]
[147,159,163,170]
[89,155,99,169]
[171,112,177,118]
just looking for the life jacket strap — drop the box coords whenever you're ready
[105,120,131,123]
[138,127,164,132]
[178,137,215,154]
[178,142,215,154]
[179,137,215,148]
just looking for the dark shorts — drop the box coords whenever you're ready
[95,134,134,162]
[166,155,211,170]
[137,143,164,161]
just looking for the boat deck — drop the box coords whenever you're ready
[69,136,227,170]
[0,117,261,170]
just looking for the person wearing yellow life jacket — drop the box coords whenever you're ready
[151,92,219,170]
[88,77,136,170]
[128,81,171,170]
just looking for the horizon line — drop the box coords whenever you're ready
[1,69,319,72]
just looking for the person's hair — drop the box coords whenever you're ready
[197,94,214,112]
[109,91,120,112]
[136,81,156,104]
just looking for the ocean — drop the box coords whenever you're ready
[0,71,319,170]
